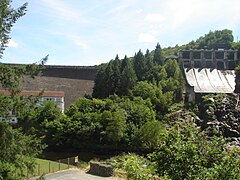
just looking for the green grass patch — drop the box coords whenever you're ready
[25,158,74,178]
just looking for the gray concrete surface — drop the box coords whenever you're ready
[184,68,235,93]
[31,169,123,180]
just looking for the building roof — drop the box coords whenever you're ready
[165,54,178,59]
[184,68,235,93]
[0,90,64,97]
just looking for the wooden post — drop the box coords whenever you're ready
[68,158,70,169]
[49,161,51,173]
[59,160,60,170]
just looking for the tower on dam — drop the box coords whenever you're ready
[178,49,238,102]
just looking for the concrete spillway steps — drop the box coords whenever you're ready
[184,68,235,93]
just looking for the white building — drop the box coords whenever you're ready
[0,90,65,123]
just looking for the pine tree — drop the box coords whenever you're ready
[119,56,137,95]
[153,43,164,65]
[93,64,107,98]
[133,50,146,81]
[112,55,121,94]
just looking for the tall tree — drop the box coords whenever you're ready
[118,56,137,96]
[0,0,27,58]
[112,55,121,94]
[133,50,146,81]
[0,1,46,179]
[153,43,164,65]
[93,64,107,98]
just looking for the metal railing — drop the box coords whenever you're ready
[25,156,79,179]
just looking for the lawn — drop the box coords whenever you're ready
[25,158,74,178]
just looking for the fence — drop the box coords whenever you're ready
[25,156,79,179]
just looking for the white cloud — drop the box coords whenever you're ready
[144,13,165,23]
[135,9,143,14]
[138,33,158,43]
[71,37,89,50]
[40,0,89,23]
[107,4,129,14]
[7,39,18,48]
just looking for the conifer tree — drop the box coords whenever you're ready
[133,50,146,81]
[93,64,107,98]
[153,43,164,65]
[118,56,137,95]
[112,55,121,94]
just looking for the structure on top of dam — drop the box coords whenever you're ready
[178,49,238,102]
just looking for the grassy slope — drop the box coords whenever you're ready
[25,158,74,178]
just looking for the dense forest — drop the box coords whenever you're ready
[1,1,240,179]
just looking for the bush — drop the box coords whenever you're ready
[107,153,158,180]
[149,120,240,179]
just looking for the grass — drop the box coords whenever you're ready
[25,158,74,178]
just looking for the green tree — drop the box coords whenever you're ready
[111,55,121,94]
[235,65,240,93]
[104,110,126,143]
[149,119,240,179]
[133,50,146,81]
[118,56,137,96]
[92,64,107,98]
[0,0,27,58]
[0,122,45,179]
[135,120,164,151]
[0,1,47,179]
[153,43,164,65]
[145,49,154,78]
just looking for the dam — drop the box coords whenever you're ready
[178,49,238,102]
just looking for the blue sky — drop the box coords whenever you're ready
[3,0,240,66]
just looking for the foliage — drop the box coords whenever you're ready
[104,110,126,143]
[0,123,45,179]
[134,120,165,151]
[161,29,235,58]
[153,43,164,65]
[202,149,240,179]
[235,65,240,93]
[133,50,147,81]
[108,153,158,180]
[93,55,137,98]
[149,119,240,179]
[93,42,184,106]
[0,1,47,179]
[192,29,233,50]
[0,0,27,58]
[40,96,156,150]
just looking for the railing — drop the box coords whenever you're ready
[25,156,79,179]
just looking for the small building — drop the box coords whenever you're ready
[0,90,64,124]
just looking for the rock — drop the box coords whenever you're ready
[200,94,240,141]
[88,162,114,177]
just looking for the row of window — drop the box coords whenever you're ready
[39,97,63,102]
[0,117,17,124]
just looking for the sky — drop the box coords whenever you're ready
[3,0,240,66]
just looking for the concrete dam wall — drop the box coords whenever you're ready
[184,68,235,93]
[179,49,238,102]
[22,65,98,108]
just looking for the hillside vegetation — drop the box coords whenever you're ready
[0,1,240,178]
[13,29,240,178]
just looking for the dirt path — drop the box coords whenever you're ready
[30,169,124,180]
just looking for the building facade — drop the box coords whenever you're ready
[0,90,64,123]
